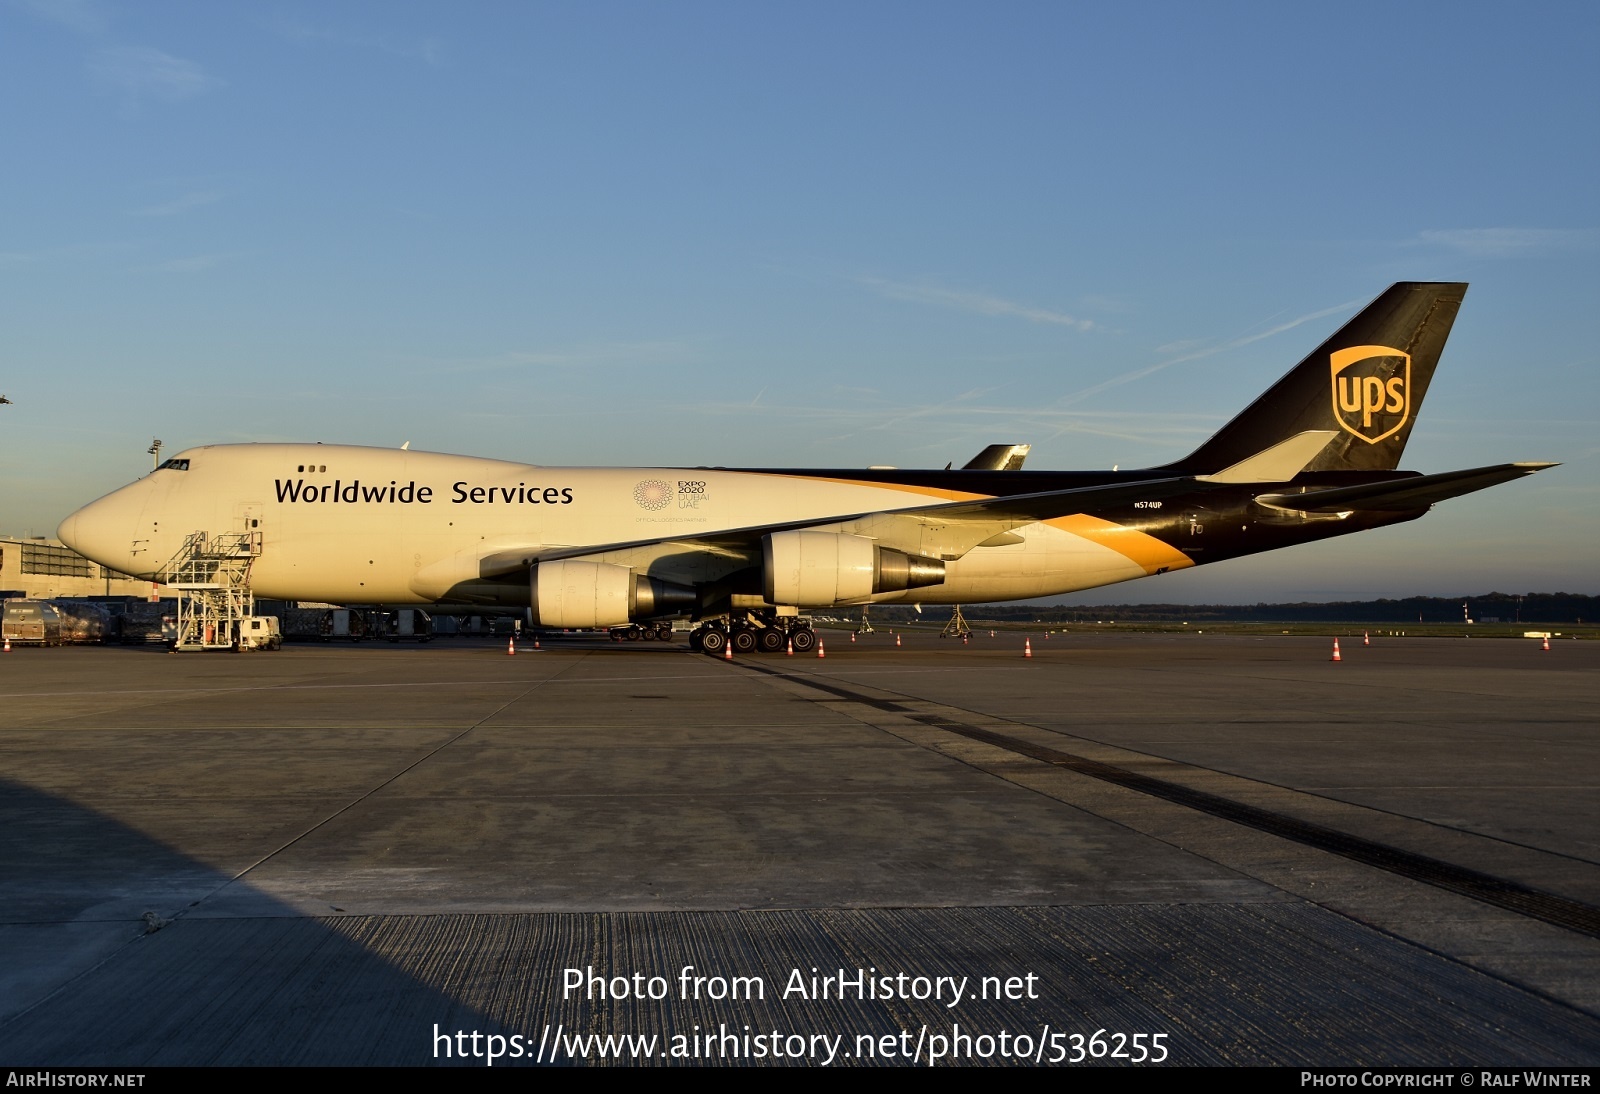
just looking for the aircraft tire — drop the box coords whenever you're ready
[789,629,817,653]
[731,628,757,654]
[757,628,784,653]
[699,629,726,655]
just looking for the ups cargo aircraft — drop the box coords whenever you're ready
[59,282,1552,654]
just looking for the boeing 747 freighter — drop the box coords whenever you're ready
[59,283,1552,653]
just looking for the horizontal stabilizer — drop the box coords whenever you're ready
[1257,462,1556,513]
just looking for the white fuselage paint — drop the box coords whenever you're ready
[59,444,1152,606]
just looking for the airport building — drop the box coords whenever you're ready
[0,535,156,601]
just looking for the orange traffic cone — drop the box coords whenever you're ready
[507,637,516,655]
[533,636,541,649]
[1024,638,1032,659]
[1542,635,1551,651]
[850,632,856,643]
[817,640,826,659]
[989,630,995,638]
[1331,638,1342,662]
[1363,631,1369,647]
[895,633,902,647]
[2,636,9,653]
[723,640,733,661]
[786,637,794,656]
[962,635,968,646]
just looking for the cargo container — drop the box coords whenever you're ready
[3,600,61,646]
[117,600,178,645]
[2,599,113,645]
[384,608,432,642]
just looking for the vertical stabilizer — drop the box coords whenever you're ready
[1160,282,1467,473]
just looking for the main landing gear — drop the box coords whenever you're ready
[690,611,815,656]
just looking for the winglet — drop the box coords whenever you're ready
[963,444,1032,471]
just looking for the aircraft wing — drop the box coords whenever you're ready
[479,475,1214,579]
[1256,462,1556,513]
[478,461,1554,582]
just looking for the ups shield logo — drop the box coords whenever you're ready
[1330,345,1410,444]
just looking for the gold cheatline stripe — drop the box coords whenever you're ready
[1047,514,1194,575]
[760,473,1193,574]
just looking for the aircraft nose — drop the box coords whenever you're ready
[56,511,81,552]
[57,488,149,576]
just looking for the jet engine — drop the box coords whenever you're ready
[762,531,945,607]
[531,560,696,628]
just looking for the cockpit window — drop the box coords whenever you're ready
[157,458,191,471]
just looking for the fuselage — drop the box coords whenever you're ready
[57,442,1420,611]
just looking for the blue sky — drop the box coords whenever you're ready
[3,1,1596,602]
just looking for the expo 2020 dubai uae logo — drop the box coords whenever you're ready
[633,480,673,510]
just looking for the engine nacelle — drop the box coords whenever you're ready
[531,560,695,627]
[762,531,945,607]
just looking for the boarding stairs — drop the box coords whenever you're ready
[158,531,262,651]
